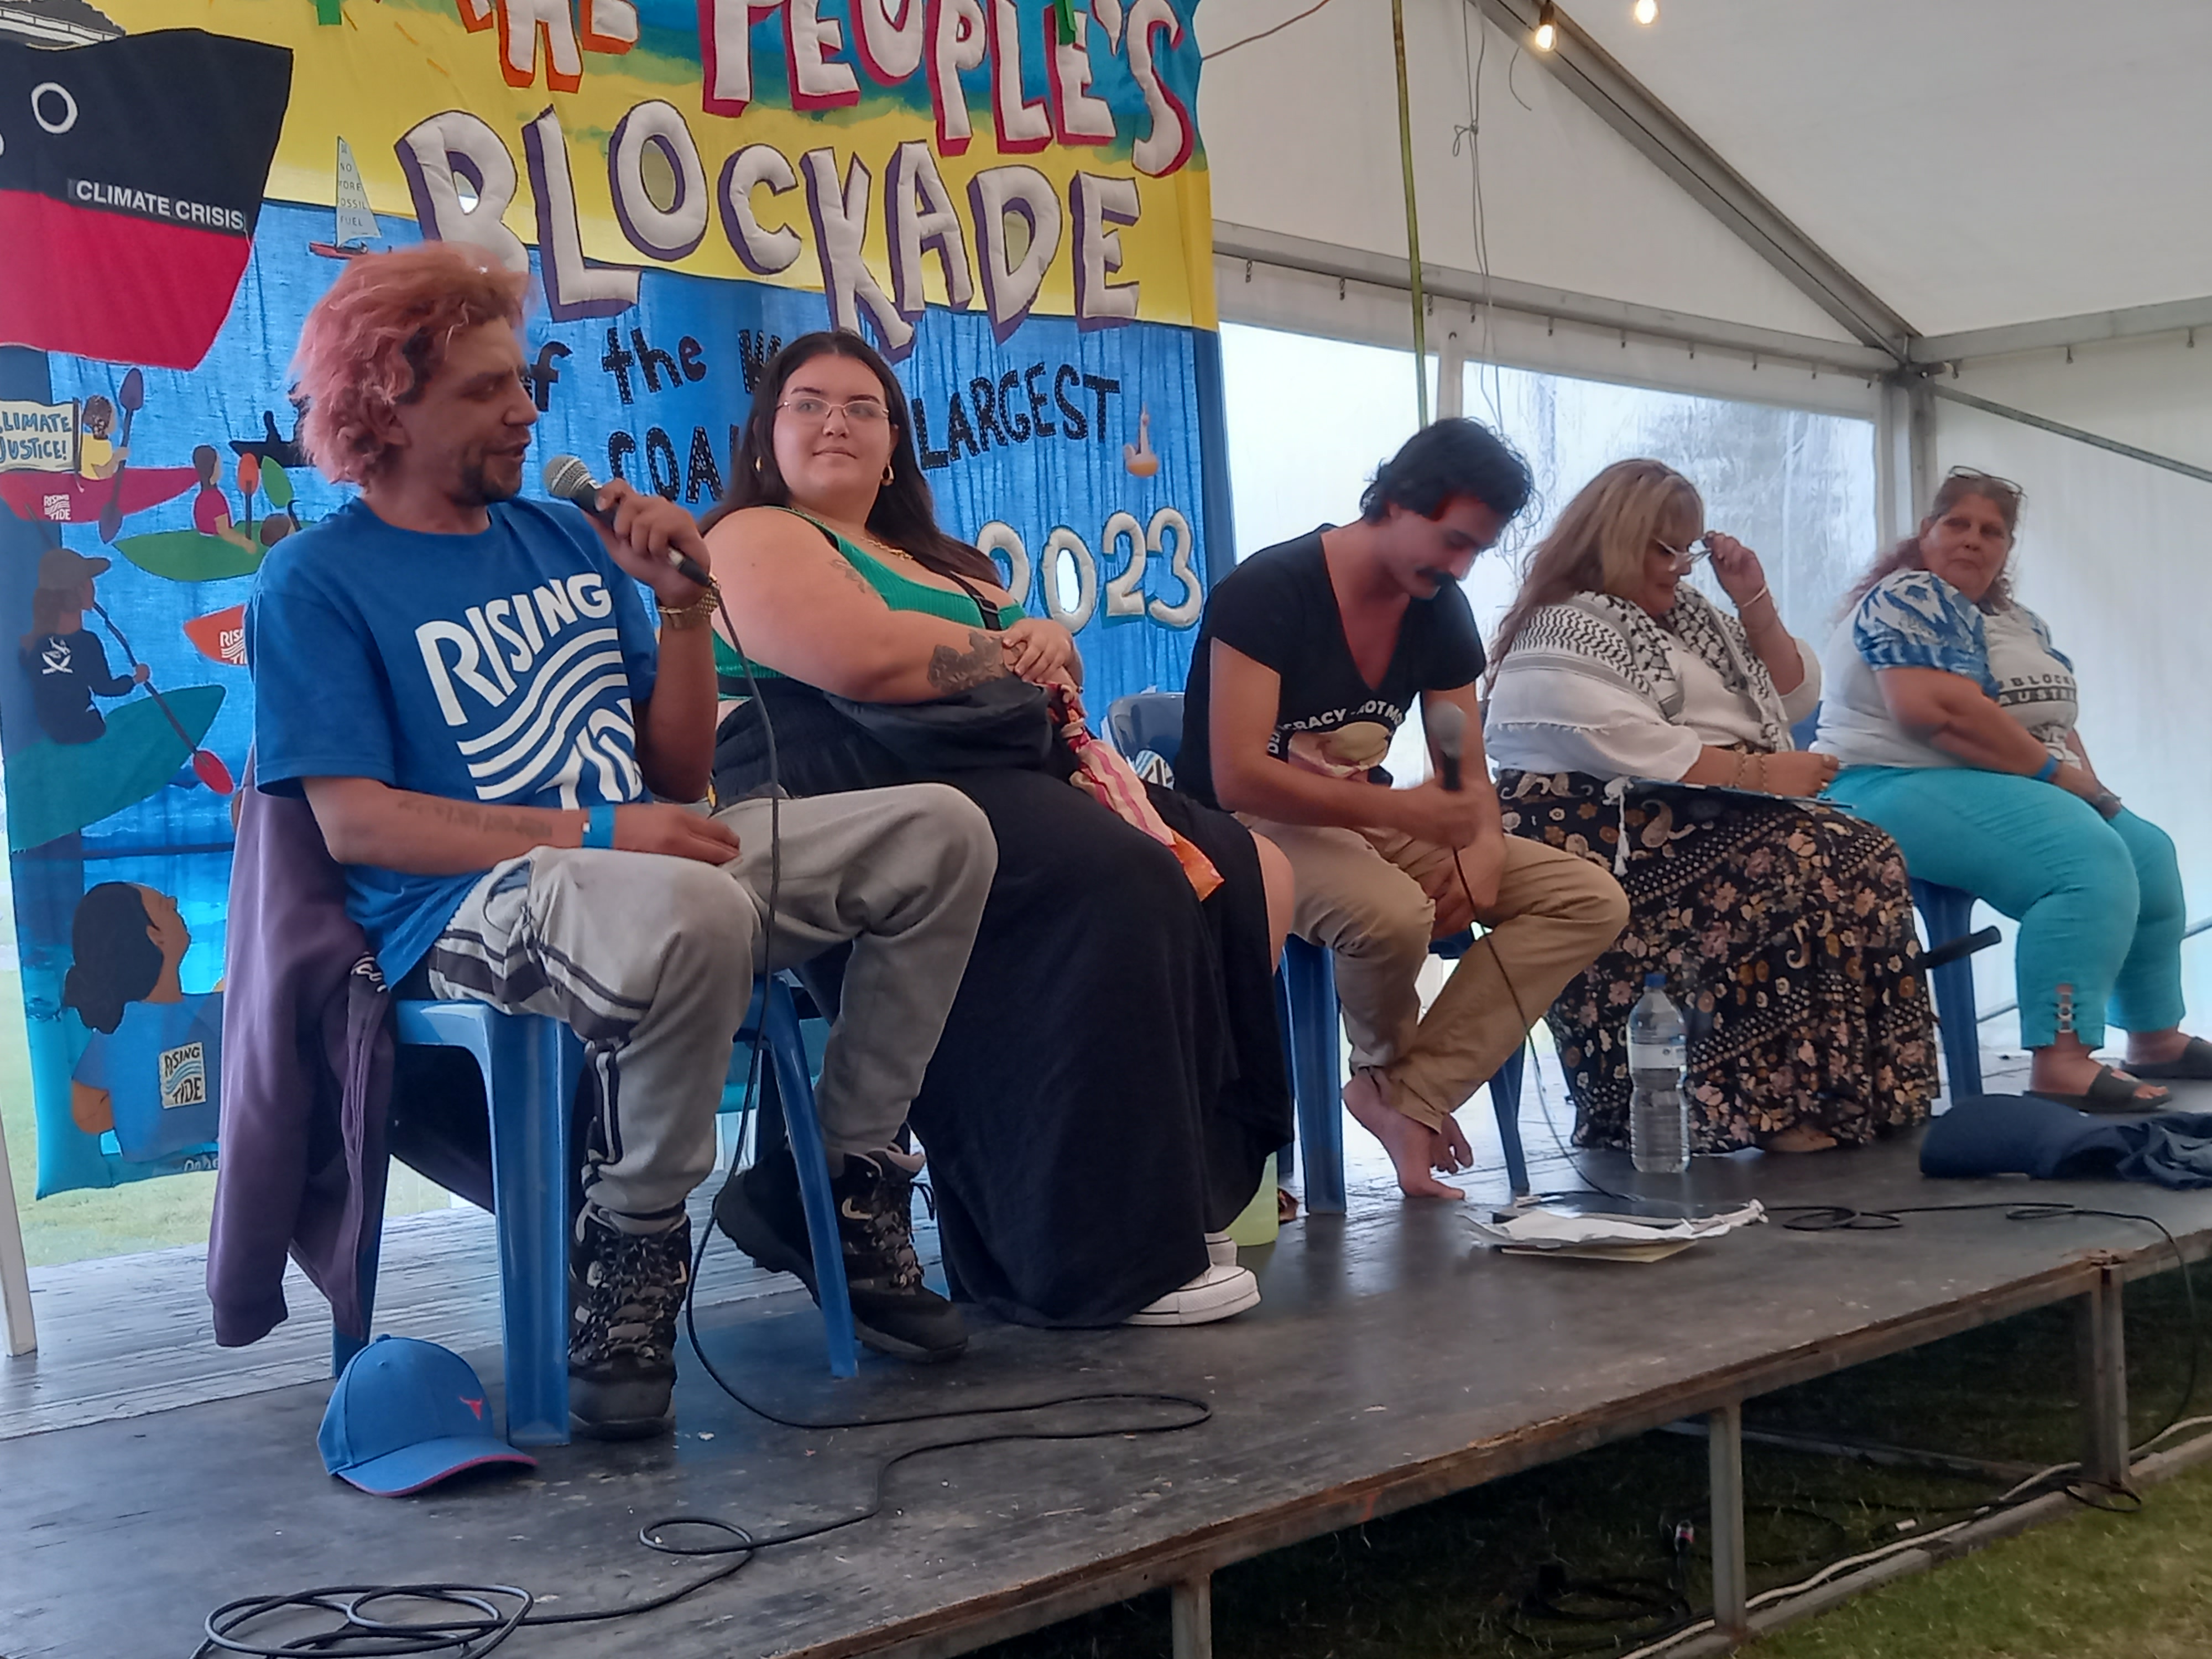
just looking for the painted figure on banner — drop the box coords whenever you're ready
[62,883,221,1167]
[20,547,147,744]
[76,395,125,480]
[191,445,256,554]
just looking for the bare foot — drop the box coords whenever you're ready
[1343,1069,1465,1201]
[1760,1125,1838,1154]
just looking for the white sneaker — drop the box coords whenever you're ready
[1126,1262,1261,1326]
[1204,1230,1237,1267]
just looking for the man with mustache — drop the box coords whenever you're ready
[1180,420,1626,1201]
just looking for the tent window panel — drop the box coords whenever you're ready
[1219,322,1877,782]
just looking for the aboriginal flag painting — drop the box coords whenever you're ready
[0,28,293,369]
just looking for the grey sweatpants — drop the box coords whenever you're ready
[421,784,996,1227]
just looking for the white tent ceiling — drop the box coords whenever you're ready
[1564,0,2212,340]
[1198,0,2212,357]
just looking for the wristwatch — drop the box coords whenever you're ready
[656,587,718,630]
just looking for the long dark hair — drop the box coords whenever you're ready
[702,330,1000,586]
[61,883,161,1035]
[1839,468,2023,618]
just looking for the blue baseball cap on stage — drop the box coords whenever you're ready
[319,1335,536,1496]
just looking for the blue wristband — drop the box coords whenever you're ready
[583,804,618,848]
[2032,755,2060,784]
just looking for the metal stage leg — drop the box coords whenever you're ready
[1708,1401,1749,1641]
[2077,1267,2130,1491]
[1171,1575,1213,1659]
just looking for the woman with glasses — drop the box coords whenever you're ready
[1483,458,1936,1154]
[1817,469,2204,1111]
[698,331,1291,1333]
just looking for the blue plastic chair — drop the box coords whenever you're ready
[1911,879,1985,1097]
[1278,935,1532,1208]
[1105,688,1188,766]
[342,976,858,1448]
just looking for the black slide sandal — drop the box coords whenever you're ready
[2122,1035,2212,1081]
[2026,1064,2173,1114]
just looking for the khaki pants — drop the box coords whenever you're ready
[1245,820,1628,1132]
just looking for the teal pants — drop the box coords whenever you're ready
[1825,766,2185,1050]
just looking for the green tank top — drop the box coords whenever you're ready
[713,509,1021,687]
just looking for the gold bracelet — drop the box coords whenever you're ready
[656,586,719,630]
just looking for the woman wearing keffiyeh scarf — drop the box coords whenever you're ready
[1485,460,1936,1156]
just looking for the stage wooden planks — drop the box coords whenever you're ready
[10,1110,2212,1659]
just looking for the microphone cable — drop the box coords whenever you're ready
[195,545,1216,1658]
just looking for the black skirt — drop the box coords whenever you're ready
[716,680,1291,1327]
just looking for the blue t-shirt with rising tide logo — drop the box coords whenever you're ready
[247,497,659,980]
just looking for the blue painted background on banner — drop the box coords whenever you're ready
[3,201,1213,1196]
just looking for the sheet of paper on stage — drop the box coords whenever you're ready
[1467,1200,1766,1254]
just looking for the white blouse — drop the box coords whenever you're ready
[1487,633,1821,782]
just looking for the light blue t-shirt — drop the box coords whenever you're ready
[73,992,222,1163]
[247,498,659,979]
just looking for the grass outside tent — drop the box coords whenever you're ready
[1745,1457,2212,1658]
[0,968,450,1269]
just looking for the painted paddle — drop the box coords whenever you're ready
[97,368,145,545]
[88,601,235,794]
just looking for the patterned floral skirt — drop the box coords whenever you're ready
[1497,769,1938,1152]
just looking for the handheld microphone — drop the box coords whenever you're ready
[542,454,715,589]
[1428,700,1466,792]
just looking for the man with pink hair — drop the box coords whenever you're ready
[247,244,996,1436]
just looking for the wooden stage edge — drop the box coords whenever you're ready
[11,1120,2212,1659]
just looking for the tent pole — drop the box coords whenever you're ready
[1932,382,2212,489]
[1907,378,1937,524]
[0,1108,34,1355]
[1390,0,1430,424]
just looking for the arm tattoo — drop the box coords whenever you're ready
[393,792,569,842]
[831,556,884,601]
[926,629,1009,693]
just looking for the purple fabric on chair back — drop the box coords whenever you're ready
[207,754,394,1347]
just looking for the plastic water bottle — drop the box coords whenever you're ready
[1627,974,1689,1175]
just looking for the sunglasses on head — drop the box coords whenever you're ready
[1943,466,2023,504]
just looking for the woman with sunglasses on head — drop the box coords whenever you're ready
[700,331,1292,1334]
[1484,458,1936,1155]
[1817,469,2203,1112]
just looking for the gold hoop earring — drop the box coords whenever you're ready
[753,455,764,477]
[881,461,895,487]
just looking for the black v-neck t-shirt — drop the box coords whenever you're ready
[1177,529,1485,808]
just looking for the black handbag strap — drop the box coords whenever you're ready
[938,568,1005,632]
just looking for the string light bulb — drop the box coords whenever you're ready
[1633,0,1657,22]
[1534,0,1557,49]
